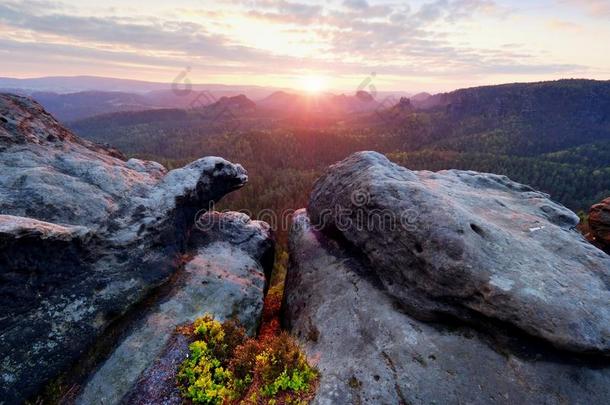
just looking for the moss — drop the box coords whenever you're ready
[258,285,283,340]
[177,314,318,404]
[270,249,289,287]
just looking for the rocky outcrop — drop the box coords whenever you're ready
[284,152,610,404]
[589,197,610,253]
[0,94,271,403]
[285,210,610,404]
[76,213,273,404]
[307,151,610,354]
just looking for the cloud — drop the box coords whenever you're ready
[565,0,610,16]
[343,0,369,10]
[313,1,517,71]
[547,19,583,32]
[245,0,322,23]
[415,0,505,23]
[0,1,267,63]
[0,0,599,90]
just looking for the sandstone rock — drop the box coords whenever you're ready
[284,210,610,405]
[0,215,96,319]
[0,93,268,403]
[77,213,272,404]
[589,197,610,253]
[307,151,610,354]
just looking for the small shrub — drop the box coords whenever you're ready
[256,333,309,387]
[259,286,283,339]
[177,316,240,404]
[177,314,318,404]
[230,338,261,382]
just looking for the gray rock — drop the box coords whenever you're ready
[285,210,610,405]
[308,151,610,354]
[77,213,272,405]
[192,211,275,281]
[0,93,268,403]
[120,332,190,405]
[0,215,97,318]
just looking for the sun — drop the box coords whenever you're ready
[300,75,327,93]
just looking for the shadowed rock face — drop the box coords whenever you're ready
[284,210,610,405]
[0,94,269,403]
[590,197,610,253]
[307,151,610,354]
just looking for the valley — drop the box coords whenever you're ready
[65,79,610,246]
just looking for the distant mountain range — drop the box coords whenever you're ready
[0,76,286,122]
[67,90,389,134]
[19,89,392,122]
[19,90,204,122]
[1,75,413,122]
[257,90,381,114]
[0,75,280,95]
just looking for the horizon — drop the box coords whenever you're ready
[1,0,610,93]
[1,74,607,96]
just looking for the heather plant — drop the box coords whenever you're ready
[177,315,317,404]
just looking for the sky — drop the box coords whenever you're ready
[0,0,609,93]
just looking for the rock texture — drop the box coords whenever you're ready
[0,94,270,403]
[307,151,610,354]
[285,152,610,404]
[77,213,273,404]
[589,197,610,253]
[285,210,610,405]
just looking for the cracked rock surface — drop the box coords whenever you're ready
[77,213,273,405]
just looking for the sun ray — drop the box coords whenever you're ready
[300,75,327,93]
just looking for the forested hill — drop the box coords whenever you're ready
[401,79,610,156]
[67,79,610,221]
[382,80,610,209]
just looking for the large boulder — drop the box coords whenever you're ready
[284,210,610,404]
[589,197,610,253]
[0,94,270,403]
[307,151,610,354]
